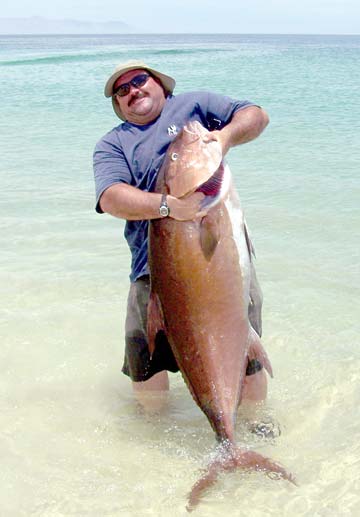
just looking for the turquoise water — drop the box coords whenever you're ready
[1,34,359,516]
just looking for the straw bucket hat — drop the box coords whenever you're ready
[104,60,176,120]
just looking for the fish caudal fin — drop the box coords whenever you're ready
[187,444,296,512]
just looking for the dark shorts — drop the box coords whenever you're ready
[122,228,263,382]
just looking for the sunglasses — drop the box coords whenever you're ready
[114,73,150,97]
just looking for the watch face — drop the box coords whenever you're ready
[159,205,169,217]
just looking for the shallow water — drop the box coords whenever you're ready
[1,34,360,515]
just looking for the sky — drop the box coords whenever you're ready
[1,0,359,34]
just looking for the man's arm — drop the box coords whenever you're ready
[99,183,205,221]
[206,106,269,156]
[99,106,268,221]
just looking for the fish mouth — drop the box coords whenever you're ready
[196,162,231,210]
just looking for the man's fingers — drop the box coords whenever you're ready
[202,134,217,143]
[195,210,207,220]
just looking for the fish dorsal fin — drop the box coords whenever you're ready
[200,213,221,260]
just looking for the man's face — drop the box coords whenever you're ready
[114,69,167,125]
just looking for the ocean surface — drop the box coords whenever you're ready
[1,34,359,516]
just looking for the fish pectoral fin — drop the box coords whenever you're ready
[200,214,221,260]
[147,291,165,357]
[248,327,274,378]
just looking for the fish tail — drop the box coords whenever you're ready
[186,444,295,512]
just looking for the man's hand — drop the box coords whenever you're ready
[167,192,207,221]
[202,130,229,156]
[203,106,269,158]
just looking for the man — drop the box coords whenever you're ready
[94,60,269,410]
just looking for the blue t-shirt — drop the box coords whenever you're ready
[93,91,254,282]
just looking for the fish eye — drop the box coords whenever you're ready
[171,153,179,161]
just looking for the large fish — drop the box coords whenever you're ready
[147,121,294,510]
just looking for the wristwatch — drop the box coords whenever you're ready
[159,193,170,217]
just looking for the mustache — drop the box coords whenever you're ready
[128,91,146,106]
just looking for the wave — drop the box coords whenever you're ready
[1,52,118,66]
[148,47,233,55]
[0,47,231,67]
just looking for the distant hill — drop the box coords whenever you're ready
[0,17,137,34]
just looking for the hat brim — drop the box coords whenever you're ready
[104,60,176,120]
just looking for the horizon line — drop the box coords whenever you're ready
[0,32,359,36]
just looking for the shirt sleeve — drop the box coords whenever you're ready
[204,92,256,130]
[93,133,131,213]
